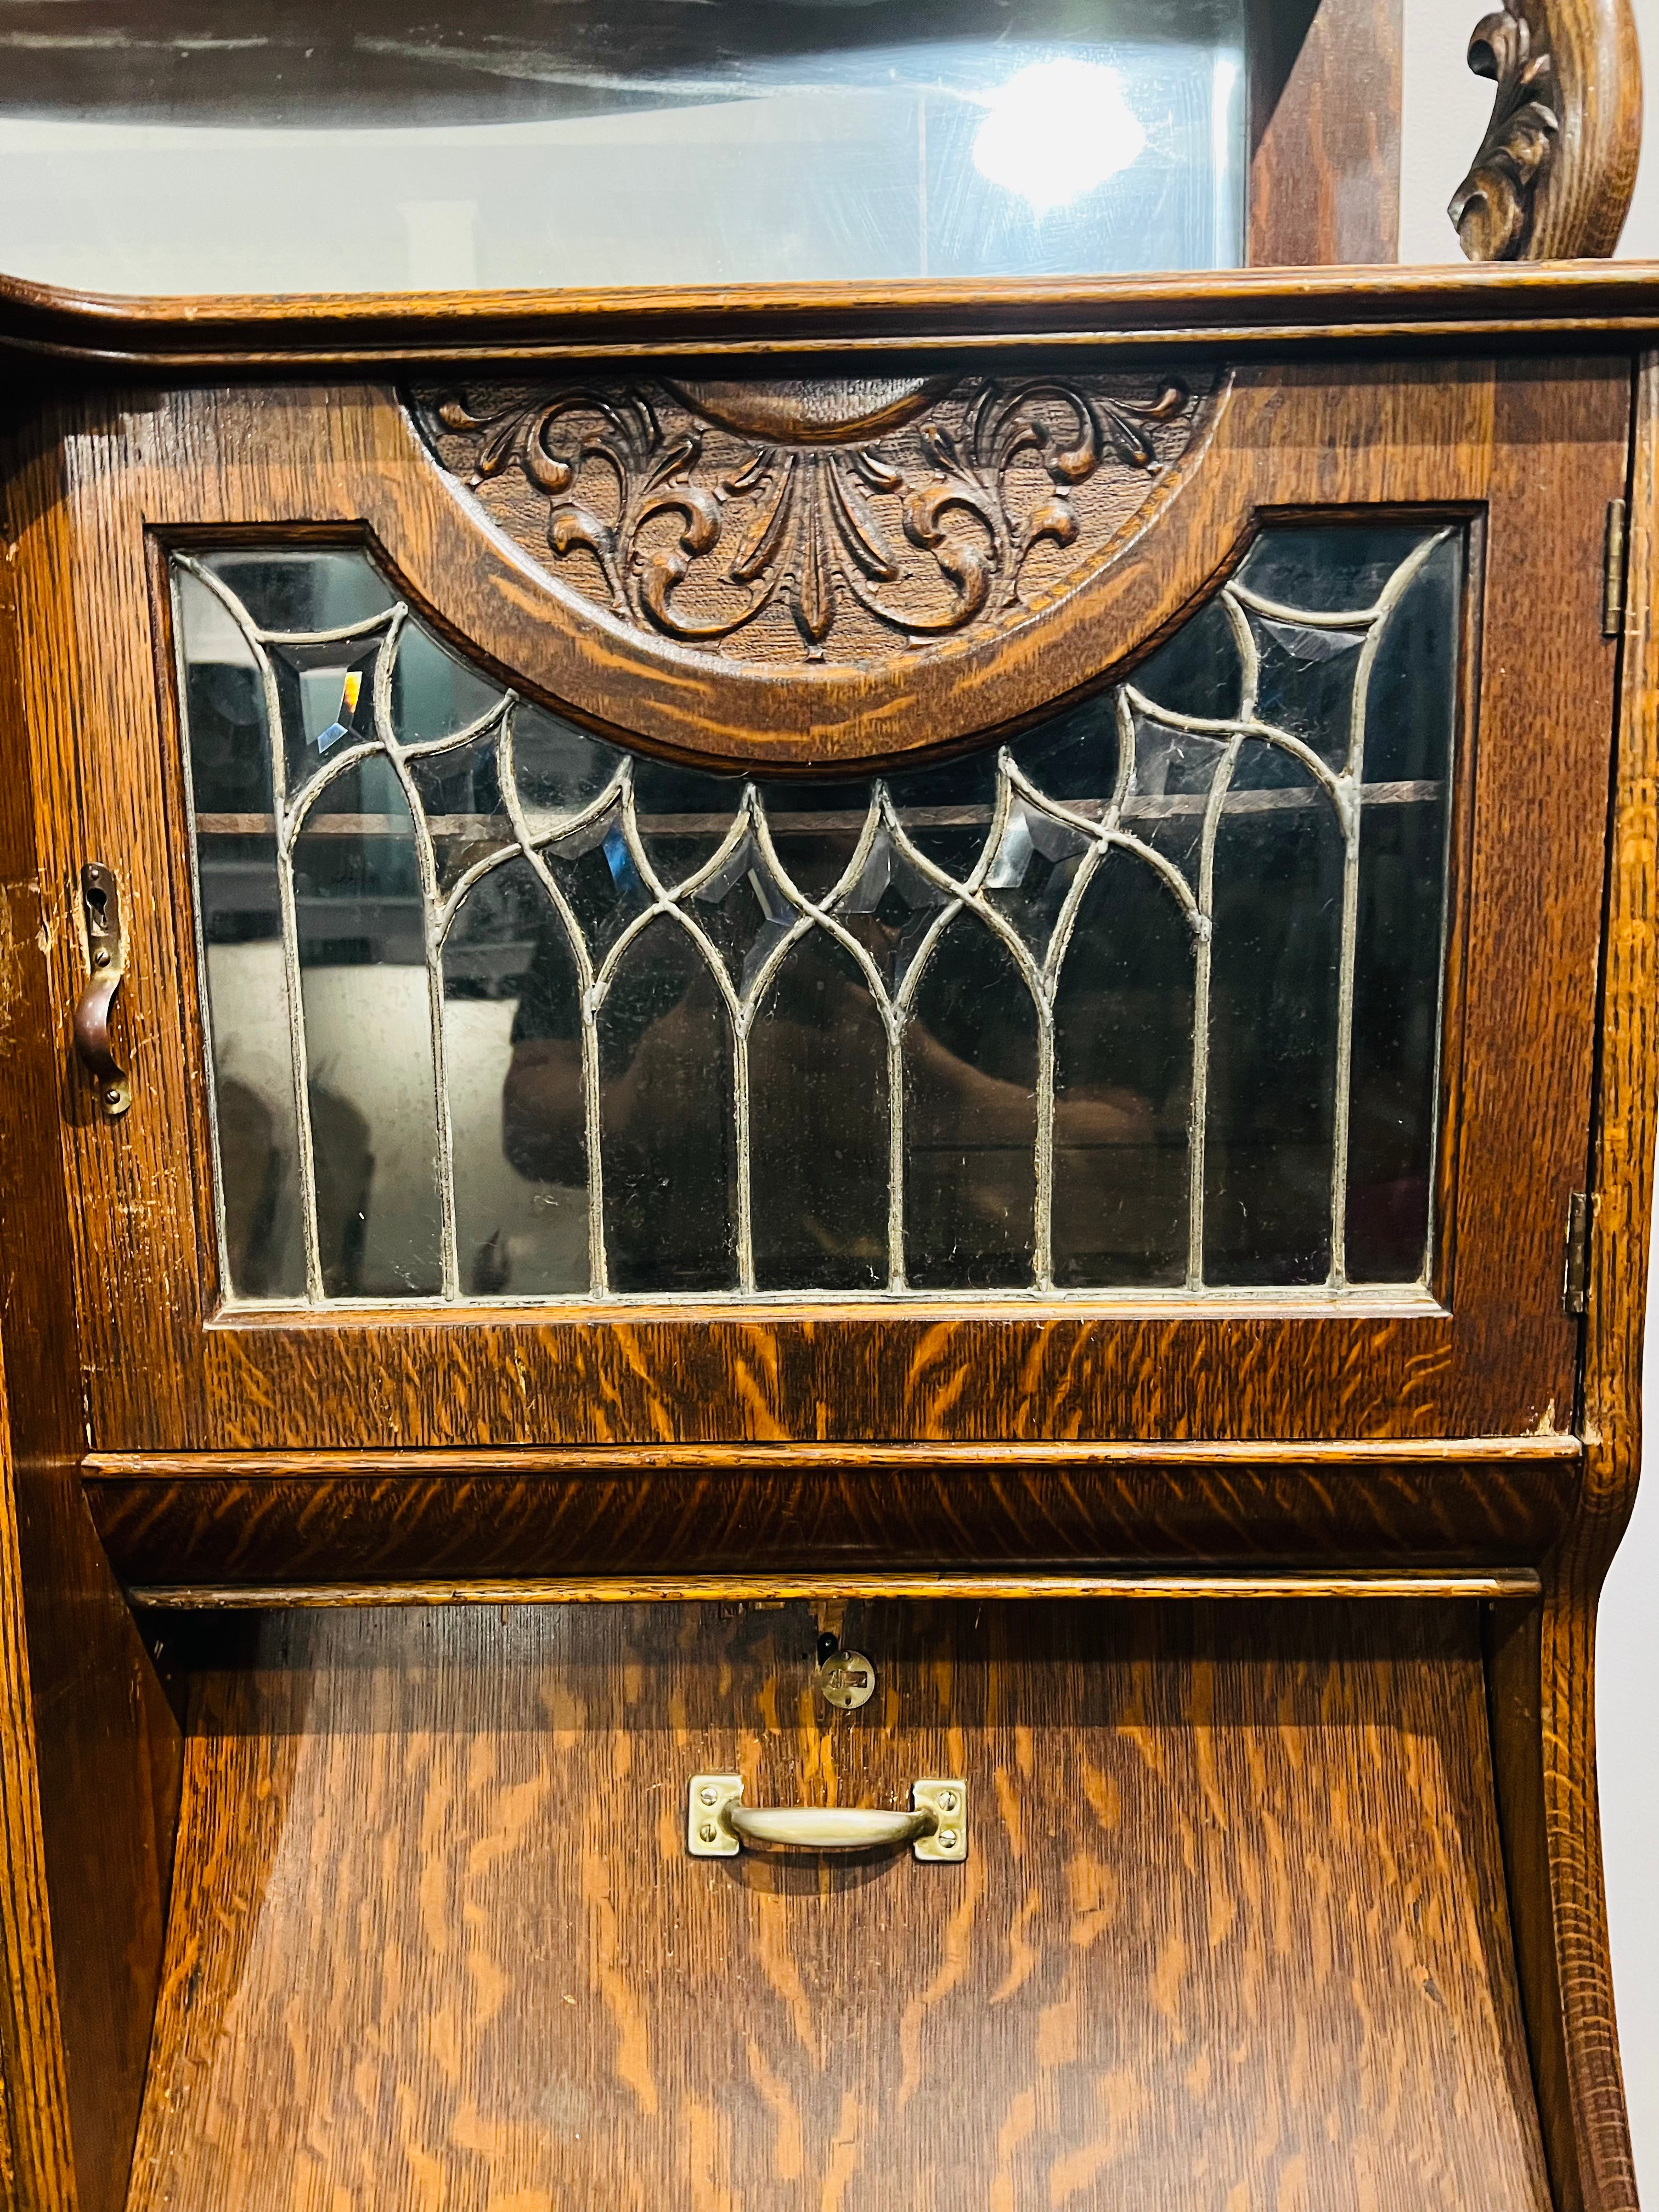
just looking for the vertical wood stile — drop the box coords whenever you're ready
[0,1346,76,2212]
[1537,350,1658,2212]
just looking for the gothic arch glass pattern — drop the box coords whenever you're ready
[173,523,1459,1305]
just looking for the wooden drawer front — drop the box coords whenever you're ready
[133,1596,1547,2210]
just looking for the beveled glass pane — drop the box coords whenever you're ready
[0,0,1244,295]
[597,921,737,1293]
[1203,784,1344,1286]
[751,933,889,1293]
[176,569,305,1301]
[449,857,589,1298]
[176,523,1460,1307]
[1053,849,1193,1287]
[294,762,442,1297]
[905,921,1039,1290]
[1345,534,1462,1282]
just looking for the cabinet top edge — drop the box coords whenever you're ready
[7,261,1659,371]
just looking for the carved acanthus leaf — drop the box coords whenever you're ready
[1449,5,1560,261]
[412,371,1215,669]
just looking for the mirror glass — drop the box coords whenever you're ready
[0,0,1244,292]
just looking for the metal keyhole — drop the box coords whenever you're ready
[817,1647,876,1711]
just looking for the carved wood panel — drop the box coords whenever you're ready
[411,371,1218,673]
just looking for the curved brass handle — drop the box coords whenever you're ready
[74,863,129,1120]
[733,1803,932,1849]
[687,1775,966,1861]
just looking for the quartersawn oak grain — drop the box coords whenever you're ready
[127,1598,1551,2212]
[80,1437,1582,1591]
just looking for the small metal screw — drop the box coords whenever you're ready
[699,1784,719,1806]
[103,1087,122,1108]
[698,1822,719,1844]
[92,947,110,969]
[938,1791,957,1814]
[939,1829,959,1850]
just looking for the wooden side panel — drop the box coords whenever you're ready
[1249,0,1404,266]
[1533,348,1656,2212]
[128,1598,1548,2212]
[0,427,182,2212]
[0,1341,75,2211]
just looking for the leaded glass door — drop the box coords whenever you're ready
[20,356,1624,1455]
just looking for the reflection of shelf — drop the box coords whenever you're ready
[194,781,1443,841]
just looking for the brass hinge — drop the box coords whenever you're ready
[1563,1190,1592,1316]
[1604,499,1628,638]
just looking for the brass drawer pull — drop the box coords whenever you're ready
[74,863,130,1119]
[687,1774,966,1861]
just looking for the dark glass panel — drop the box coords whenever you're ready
[1204,781,1343,1286]
[201,550,394,636]
[984,797,1094,963]
[410,729,516,899]
[692,833,799,999]
[1233,525,1436,617]
[1248,614,1364,770]
[1053,848,1193,1287]
[831,827,954,998]
[885,749,1002,880]
[449,856,590,1297]
[629,755,745,888]
[176,567,305,1300]
[392,620,503,746]
[597,919,736,1293]
[1345,539,1459,1280]
[1345,799,1448,1284]
[905,919,1037,1289]
[546,805,655,972]
[751,933,889,1293]
[1122,589,1244,721]
[753,780,882,908]
[512,703,625,840]
[293,763,441,1297]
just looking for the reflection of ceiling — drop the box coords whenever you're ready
[0,0,1243,127]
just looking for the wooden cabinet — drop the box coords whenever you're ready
[0,3,1651,2207]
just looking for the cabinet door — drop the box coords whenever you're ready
[9,356,1626,1453]
[129,1595,1550,2212]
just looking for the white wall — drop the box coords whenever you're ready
[1401,3,1656,2184]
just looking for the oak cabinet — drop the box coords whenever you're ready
[0,3,1650,2208]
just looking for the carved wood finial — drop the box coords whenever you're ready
[1449,7,1561,260]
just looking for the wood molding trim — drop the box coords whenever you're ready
[80,1436,1582,1480]
[6,266,1659,372]
[81,1438,1584,1592]
[126,1568,1544,1609]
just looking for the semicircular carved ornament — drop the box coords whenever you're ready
[408,369,1221,673]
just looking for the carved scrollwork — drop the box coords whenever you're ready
[411,371,1215,668]
[1449,4,1560,261]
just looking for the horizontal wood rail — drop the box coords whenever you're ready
[126,1569,1545,1609]
[4,264,1659,370]
[82,1435,1581,1482]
